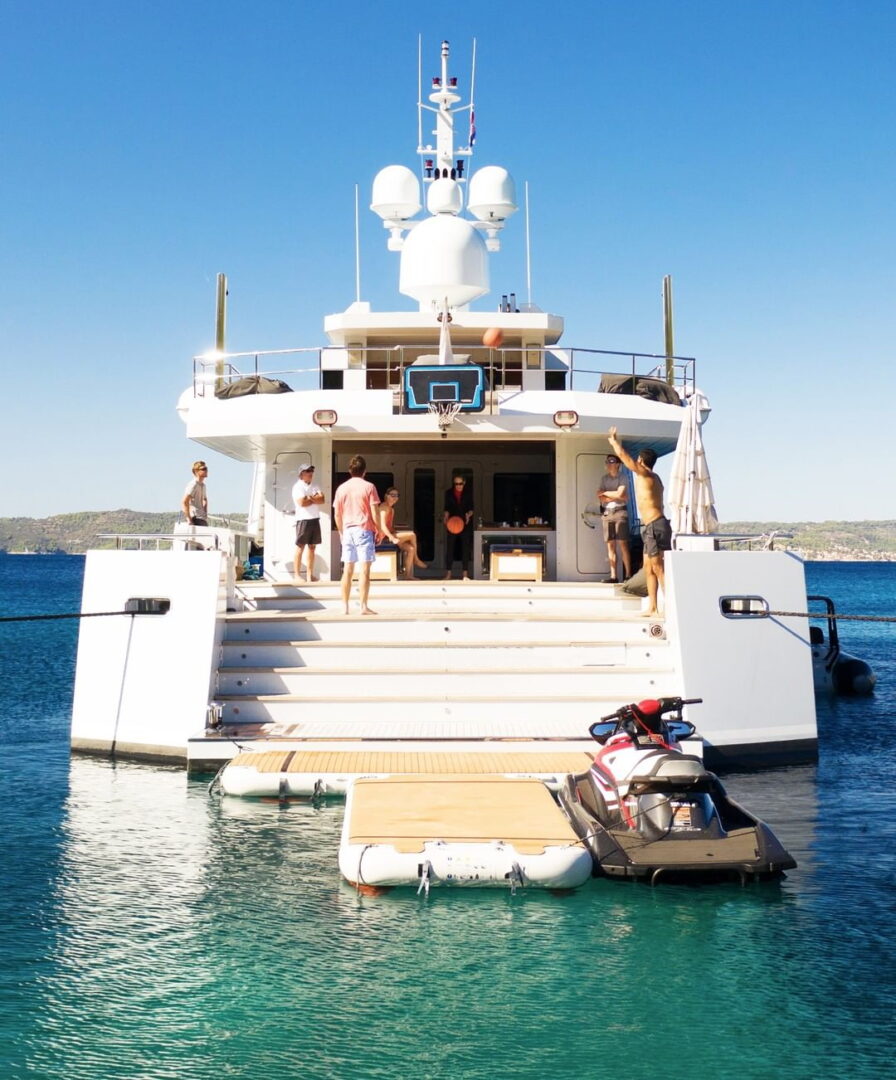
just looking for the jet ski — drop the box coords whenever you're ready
[558,697,796,885]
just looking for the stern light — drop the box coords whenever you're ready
[313,409,338,431]
[553,410,579,430]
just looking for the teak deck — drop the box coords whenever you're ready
[345,775,583,855]
[228,748,594,777]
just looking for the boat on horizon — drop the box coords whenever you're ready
[71,38,818,781]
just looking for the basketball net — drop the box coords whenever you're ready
[428,401,462,430]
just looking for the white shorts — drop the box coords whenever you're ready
[341,526,375,564]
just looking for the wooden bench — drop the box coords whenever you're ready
[489,545,543,582]
[352,547,398,581]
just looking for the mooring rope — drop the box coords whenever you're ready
[0,611,133,623]
[2,609,893,625]
[765,611,896,623]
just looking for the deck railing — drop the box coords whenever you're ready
[96,523,253,557]
[192,345,696,405]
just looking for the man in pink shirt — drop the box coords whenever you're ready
[333,454,380,615]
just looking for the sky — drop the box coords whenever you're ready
[1,0,894,522]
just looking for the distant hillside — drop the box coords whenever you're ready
[0,511,892,559]
[0,510,247,554]
[718,520,896,561]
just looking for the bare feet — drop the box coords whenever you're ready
[443,573,453,581]
[462,573,470,581]
[361,607,378,615]
[415,559,428,569]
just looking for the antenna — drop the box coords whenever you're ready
[469,38,477,124]
[525,182,532,307]
[215,273,227,353]
[417,34,423,151]
[663,275,675,384]
[354,185,361,302]
[214,272,227,392]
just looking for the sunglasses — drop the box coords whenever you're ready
[388,492,400,498]
[454,481,465,486]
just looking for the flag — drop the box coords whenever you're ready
[469,109,476,146]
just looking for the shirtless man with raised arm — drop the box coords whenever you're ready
[607,427,672,617]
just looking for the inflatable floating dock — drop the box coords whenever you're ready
[338,774,593,891]
[218,748,595,797]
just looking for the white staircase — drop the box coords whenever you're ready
[208,580,679,745]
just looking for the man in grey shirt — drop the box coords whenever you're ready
[597,454,631,583]
[182,461,209,526]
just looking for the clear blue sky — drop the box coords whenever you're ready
[2,0,893,521]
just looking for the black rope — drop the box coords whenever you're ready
[0,610,133,623]
[766,610,896,623]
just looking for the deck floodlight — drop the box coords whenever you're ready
[553,410,579,430]
[313,409,338,431]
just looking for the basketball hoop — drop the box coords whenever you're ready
[428,401,462,432]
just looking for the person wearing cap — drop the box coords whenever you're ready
[597,453,631,584]
[292,464,325,582]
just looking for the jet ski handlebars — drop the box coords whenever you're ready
[589,696,704,746]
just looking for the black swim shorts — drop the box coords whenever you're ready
[641,516,672,556]
[295,519,322,546]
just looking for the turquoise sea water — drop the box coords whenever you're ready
[1,556,894,1079]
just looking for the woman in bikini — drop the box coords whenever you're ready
[376,487,427,579]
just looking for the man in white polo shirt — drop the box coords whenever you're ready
[292,464,324,582]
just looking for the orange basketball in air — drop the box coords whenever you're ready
[446,515,465,535]
[482,327,504,348]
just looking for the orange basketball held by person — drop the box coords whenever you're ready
[446,515,465,535]
[482,327,504,348]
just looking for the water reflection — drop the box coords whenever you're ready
[5,744,889,1080]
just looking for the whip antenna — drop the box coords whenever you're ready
[525,182,532,307]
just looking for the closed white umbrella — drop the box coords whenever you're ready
[669,393,718,535]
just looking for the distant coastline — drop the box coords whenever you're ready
[0,511,892,560]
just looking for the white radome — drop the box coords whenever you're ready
[467,165,518,221]
[370,164,422,221]
[426,177,464,215]
[399,213,489,307]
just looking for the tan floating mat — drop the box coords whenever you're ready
[611,827,760,866]
[345,775,581,856]
[228,749,593,775]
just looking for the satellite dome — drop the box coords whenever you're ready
[426,177,463,215]
[371,165,421,221]
[467,166,518,222]
[399,214,489,307]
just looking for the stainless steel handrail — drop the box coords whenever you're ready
[191,344,697,402]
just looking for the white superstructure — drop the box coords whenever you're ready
[71,40,817,773]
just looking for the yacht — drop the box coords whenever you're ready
[71,40,817,778]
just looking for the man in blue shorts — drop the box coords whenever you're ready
[333,454,380,615]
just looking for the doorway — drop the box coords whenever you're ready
[407,459,481,570]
